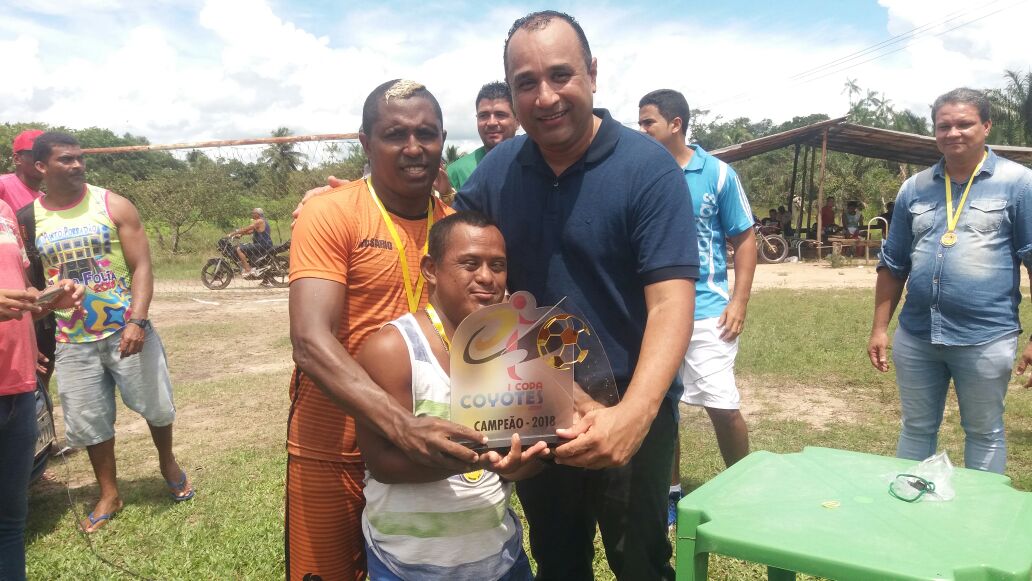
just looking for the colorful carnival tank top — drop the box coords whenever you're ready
[33,184,133,343]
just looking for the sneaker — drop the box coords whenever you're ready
[667,490,683,530]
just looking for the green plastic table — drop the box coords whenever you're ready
[675,447,1032,580]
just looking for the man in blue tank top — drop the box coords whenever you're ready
[230,207,274,277]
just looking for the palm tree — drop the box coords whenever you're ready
[986,69,1032,146]
[842,78,861,109]
[444,144,461,164]
[1024,90,1032,140]
[260,127,307,188]
[891,110,928,136]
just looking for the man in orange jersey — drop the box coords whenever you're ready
[287,79,487,581]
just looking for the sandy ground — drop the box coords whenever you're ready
[736,261,879,290]
[153,260,880,301]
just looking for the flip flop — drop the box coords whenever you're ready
[81,511,116,533]
[166,471,195,503]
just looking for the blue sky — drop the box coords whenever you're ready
[1,0,1028,150]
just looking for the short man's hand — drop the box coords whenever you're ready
[47,280,85,312]
[433,163,453,200]
[36,351,49,375]
[0,288,40,321]
[394,415,487,472]
[717,299,748,341]
[119,320,147,358]
[868,330,890,372]
[480,433,550,478]
[292,175,349,227]
[1015,340,1032,388]
[552,400,652,469]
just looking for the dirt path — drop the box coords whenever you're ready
[736,262,879,290]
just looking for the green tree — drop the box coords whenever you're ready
[75,127,183,184]
[986,69,1032,146]
[444,144,461,164]
[842,78,861,109]
[322,142,368,181]
[1025,90,1032,139]
[259,127,307,196]
[0,122,51,174]
[219,158,263,190]
[891,110,929,135]
[689,110,773,150]
[125,164,240,254]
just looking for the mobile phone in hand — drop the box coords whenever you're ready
[35,285,65,307]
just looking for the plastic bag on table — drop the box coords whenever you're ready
[885,451,955,502]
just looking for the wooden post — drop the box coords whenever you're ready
[787,143,800,234]
[816,128,829,247]
[801,146,812,235]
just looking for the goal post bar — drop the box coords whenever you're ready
[82,133,360,155]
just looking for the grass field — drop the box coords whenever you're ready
[24,287,1032,579]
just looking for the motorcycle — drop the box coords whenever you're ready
[200,236,290,290]
[32,376,57,483]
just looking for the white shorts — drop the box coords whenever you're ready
[679,317,740,409]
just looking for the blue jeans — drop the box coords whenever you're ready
[892,327,1016,474]
[366,544,532,581]
[0,391,36,581]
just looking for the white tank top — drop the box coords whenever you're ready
[361,313,523,580]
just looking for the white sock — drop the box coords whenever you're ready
[669,485,681,495]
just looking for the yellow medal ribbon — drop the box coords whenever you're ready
[366,178,434,313]
[942,151,988,247]
[424,303,450,351]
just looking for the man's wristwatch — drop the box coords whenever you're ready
[128,318,151,330]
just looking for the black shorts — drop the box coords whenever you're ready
[240,243,272,263]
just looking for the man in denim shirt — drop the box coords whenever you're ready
[868,87,1032,474]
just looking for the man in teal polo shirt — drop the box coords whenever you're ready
[445,82,519,191]
[639,89,757,529]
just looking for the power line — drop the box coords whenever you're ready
[788,2,999,82]
[799,0,1027,86]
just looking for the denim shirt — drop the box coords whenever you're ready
[879,148,1032,346]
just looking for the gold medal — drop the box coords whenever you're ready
[424,304,450,351]
[366,178,434,313]
[941,151,988,250]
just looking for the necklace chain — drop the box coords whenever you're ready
[424,304,450,352]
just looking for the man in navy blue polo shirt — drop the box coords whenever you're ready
[455,10,699,581]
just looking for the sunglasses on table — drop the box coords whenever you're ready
[888,473,936,502]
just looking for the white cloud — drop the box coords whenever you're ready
[875,0,1032,115]
[1,0,1028,153]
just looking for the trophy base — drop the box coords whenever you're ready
[456,434,560,451]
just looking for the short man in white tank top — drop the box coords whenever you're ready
[356,211,549,580]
